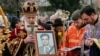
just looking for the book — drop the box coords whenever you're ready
[60,46,81,52]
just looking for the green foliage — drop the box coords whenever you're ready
[39,6,56,11]
[0,0,81,15]
[1,0,15,14]
[0,0,23,15]
[48,0,81,13]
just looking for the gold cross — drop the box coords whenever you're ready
[17,31,26,39]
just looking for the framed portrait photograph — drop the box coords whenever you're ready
[34,30,57,56]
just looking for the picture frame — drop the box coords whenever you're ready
[34,30,57,56]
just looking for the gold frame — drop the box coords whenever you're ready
[34,30,57,56]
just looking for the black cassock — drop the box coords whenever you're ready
[90,43,100,56]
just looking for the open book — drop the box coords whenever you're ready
[60,46,81,52]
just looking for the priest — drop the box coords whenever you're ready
[8,1,38,56]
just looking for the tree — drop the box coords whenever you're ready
[1,0,16,14]
[48,0,81,13]
[1,0,24,15]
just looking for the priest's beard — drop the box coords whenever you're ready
[25,23,33,35]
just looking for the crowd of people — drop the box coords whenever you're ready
[0,0,100,56]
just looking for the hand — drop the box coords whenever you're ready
[24,34,34,44]
[85,38,93,47]
[61,51,67,56]
[57,50,67,56]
